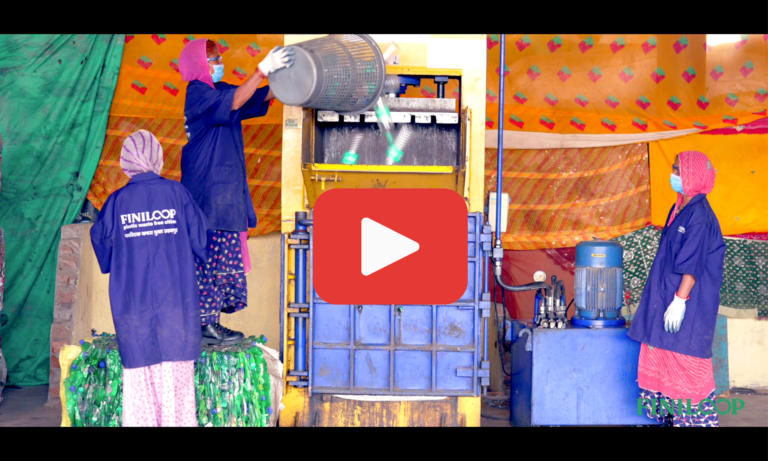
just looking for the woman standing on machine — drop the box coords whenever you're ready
[629,150,726,427]
[178,38,293,346]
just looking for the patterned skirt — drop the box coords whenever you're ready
[639,389,719,427]
[122,360,197,427]
[196,230,248,325]
[638,343,718,427]
[638,343,715,401]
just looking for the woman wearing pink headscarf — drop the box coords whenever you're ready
[629,151,726,427]
[177,38,293,346]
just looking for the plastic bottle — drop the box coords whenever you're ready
[386,124,413,165]
[342,132,364,165]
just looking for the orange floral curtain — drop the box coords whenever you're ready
[86,34,284,236]
[485,34,767,135]
[484,143,651,250]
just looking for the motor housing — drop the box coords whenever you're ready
[572,241,626,328]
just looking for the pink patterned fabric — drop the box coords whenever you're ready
[701,117,768,135]
[240,232,251,275]
[122,360,198,427]
[120,130,164,178]
[637,343,715,402]
[668,151,716,228]
[179,38,214,89]
[727,232,768,241]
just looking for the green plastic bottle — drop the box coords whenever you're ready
[341,132,364,165]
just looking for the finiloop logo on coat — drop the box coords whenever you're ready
[121,209,177,225]
[120,209,180,238]
[678,226,686,234]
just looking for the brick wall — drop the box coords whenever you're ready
[47,223,93,404]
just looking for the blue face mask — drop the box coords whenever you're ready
[211,64,224,83]
[670,173,684,194]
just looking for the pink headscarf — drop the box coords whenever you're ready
[668,150,716,227]
[121,130,163,178]
[179,38,214,89]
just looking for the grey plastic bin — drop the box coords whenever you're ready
[269,34,386,115]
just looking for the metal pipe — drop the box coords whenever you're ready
[483,314,488,395]
[294,212,308,373]
[494,34,506,248]
[298,219,313,226]
[295,248,307,372]
[483,250,489,294]
[279,233,285,363]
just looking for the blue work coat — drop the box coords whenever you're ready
[180,80,270,232]
[628,194,726,359]
[90,172,210,369]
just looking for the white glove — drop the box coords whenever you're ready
[258,46,295,77]
[663,294,687,333]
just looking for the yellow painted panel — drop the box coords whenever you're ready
[281,104,307,233]
[311,164,455,174]
[279,386,308,427]
[58,344,82,427]
[391,67,463,77]
[302,167,464,208]
[458,397,481,427]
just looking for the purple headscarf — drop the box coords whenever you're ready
[120,130,163,178]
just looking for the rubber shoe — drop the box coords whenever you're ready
[202,323,245,346]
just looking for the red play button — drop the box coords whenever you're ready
[313,189,467,305]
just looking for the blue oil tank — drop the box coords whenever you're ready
[572,241,625,328]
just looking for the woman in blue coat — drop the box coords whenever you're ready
[629,150,726,427]
[91,130,210,426]
[178,38,293,345]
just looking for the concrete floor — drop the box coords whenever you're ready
[481,390,768,427]
[0,386,61,427]
[1,386,765,427]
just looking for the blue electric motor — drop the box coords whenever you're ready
[572,241,626,328]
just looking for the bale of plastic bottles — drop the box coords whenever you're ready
[64,333,272,427]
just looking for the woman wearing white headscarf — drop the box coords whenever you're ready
[91,130,210,426]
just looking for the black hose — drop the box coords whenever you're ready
[493,278,512,377]
[564,298,574,317]
[494,274,551,294]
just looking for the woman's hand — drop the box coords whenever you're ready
[663,295,687,333]
[664,274,695,333]
[257,46,295,77]
[231,47,293,110]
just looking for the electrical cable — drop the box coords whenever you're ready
[493,271,512,377]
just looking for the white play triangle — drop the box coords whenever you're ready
[361,218,420,276]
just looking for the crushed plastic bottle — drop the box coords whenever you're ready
[341,132,364,165]
[64,333,271,427]
[386,124,413,165]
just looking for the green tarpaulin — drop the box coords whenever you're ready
[613,226,768,319]
[0,35,123,386]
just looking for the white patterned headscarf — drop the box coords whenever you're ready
[120,130,164,178]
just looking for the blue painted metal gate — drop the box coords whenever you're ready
[307,212,490,396]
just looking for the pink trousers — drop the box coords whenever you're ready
[122,360,197,427]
